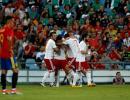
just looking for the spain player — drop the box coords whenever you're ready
[0,16,19,94]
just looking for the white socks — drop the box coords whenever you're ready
[56,71,60,87]
[86,70,92,85]
[49,71,55,86]
[41,71,50,83]
[78,72,82,86]
[72,72,79,86]
[41,71,55,85]
[66,70,75,85]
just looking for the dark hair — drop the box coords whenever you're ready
[64,34,69,39]
[49,31,56,37]
[56,35,62,42]
[67,30,73,36]
[5,16,13,24]
[81,33,88,41]
[116,72,120,75]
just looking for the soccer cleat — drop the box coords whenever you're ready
[72,85,77,87]
[2,89,9,95]
[11,89,17,94]
[55,84,59,87]
[10,89,22,95]
[40,83,46,87]
[78,85,82,87]
[49,82,56,87]
[87,83,96,87]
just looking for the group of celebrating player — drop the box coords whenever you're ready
[40,30,96,87]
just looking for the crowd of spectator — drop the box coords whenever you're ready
[0,0,130,70]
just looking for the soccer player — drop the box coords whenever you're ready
[75,33,96,87]
[0,16,19,94]
[64,31,80,87]
[53,35,67,87]
[40,31,59,87]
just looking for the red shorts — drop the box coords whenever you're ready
[76,61,90,71]
[44,59,55,71]
[67,57,76,69]
[53,59,67,71]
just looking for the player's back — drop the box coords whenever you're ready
[76,40,88,62]
[54,47,66,60]
[44,39,56,59]
[65,38,79,58]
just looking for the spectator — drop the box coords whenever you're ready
[113,72,125,85]
[4,2,14,17]
[90,52,105,70]
[108,47,122,70]
[23,42,36,60]
[22,12,31,31]
[123,33,130,48]
[36,46,45,69]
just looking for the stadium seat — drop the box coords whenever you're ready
[125,65,130,70]
[25,58,39,70]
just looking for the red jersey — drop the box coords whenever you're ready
[24,44,36,56]
[97,45,106,54]
[88,36,99,49]
[91,58,105,70]
[109,50,121,60]
[15,31,25,40]
[0,26,14,58]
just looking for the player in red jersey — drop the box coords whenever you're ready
[0,16,19,94]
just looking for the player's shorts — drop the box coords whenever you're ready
[44,59,55,71]
[53,59,67,71]
[76,61,90,71]
[1,57,18,70]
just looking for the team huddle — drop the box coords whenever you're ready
[40,30,96,87]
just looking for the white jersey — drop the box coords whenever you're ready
[44,39,57,59]
[54,48,66,60]
[76,41,88,62]
[64,38,79,58]
[66,48,74,58]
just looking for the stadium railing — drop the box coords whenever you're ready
[0,61,130,84]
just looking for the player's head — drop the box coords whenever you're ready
[64,33,69,39]
[81,33,88,41]
[56,35,62,42]
[6,16,15,28]
[56,35,63,46]
[49,30,57,40]
[116,72,121,78]
[67,30,74,37]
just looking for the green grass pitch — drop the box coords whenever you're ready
[0,85,130,100]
